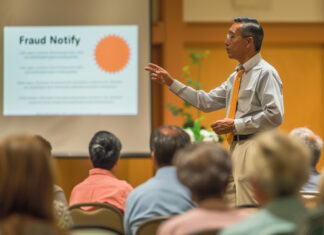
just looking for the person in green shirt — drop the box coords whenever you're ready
[221,131,311,235]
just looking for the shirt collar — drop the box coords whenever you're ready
[89,168,116,178]
[236,53,262,72]
[155,166,176,178]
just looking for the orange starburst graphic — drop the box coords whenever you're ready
[95,35,130,73]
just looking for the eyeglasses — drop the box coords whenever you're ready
[226,34,234,40]
[226,33,251,40]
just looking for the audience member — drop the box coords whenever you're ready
[53,200,73,229]
[0,135,64,234]
[35,135,73,229]
[35,135,69,205]
[290,127,323,192]
[221,131,311,235]
[124,125,195,235]
[69,130,133,211]
[157,142,251,235]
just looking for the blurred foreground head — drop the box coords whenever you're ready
[0,135,55,222]
[251,131,310,199]
[174,142,232,201]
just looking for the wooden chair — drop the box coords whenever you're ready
[70,225,122,235]
[189,229,220,235]
[69,202,124,234]
[300,191,320,209]
[135,216,170,235]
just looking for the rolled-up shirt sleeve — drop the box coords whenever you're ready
[169,80,227,113]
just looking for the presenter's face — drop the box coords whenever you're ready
[225,23,247,62]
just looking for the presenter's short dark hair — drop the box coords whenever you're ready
[150,125,190,167]
[233,17,264,52]
[89,131,122,170]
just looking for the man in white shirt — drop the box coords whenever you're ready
[145,17,284,206]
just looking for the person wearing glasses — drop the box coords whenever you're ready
[145,17,284,206]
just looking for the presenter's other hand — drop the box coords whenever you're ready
[145,63,174,87]
[210,118,235,135]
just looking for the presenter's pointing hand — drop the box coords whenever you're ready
[145,63,174,87]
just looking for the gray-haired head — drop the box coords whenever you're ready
[290,127,322,168]
[174,142,231,201]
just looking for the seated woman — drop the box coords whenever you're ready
[222,131,311,235]
[157,142,251,235]
[0,135,65,234]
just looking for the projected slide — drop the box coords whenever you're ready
[3,26,138,116]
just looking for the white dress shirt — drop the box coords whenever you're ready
[169,53,284,135]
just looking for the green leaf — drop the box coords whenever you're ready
[191,119,203,141]
[166,104,181,116]
[189,53,202,65]
[186,79,202,89]
[184,101,191,108]
[194,82,202,89]
[204,50,210,57]
[186,78,194,85]
[182,65,190,73]
[183,120,194,128]
[182,112,192,121]
[170,106,179,116]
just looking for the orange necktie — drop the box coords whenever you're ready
[227,68,244,144]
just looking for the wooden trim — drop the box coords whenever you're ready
[153,22,324,44]
[152,22,165,44]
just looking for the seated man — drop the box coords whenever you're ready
[290,127,323,192]
[221,131,311,235]
[124,125,196,235]
[157,142,251,235]
[69,130,133,211]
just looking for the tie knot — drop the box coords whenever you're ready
[237,69,244,77]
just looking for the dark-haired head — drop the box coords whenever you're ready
[89,131,122,170]
[233,17,264,52]
[150,125,191,167]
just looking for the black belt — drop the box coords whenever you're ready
[233,134,254,141]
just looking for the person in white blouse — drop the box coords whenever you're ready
[145,17,284,206]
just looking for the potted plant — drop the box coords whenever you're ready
[166,50,223,143]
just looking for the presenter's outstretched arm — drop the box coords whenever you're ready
[144,63,174,87]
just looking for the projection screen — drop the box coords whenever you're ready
[0,0,151,157]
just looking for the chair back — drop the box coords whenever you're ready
[135,216,170,235]
[70,225,122,235]
[189,228,220,235]
[69,202,124,234]
[300,191,320,208]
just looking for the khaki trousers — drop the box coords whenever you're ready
[225,138,257,207]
